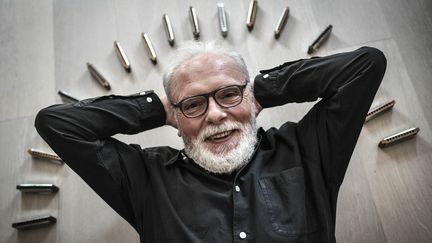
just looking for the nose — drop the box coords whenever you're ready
[205,97,227,124]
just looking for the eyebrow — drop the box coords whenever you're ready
[172,80,248,106]
[179,82,243,100]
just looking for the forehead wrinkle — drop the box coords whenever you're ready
[171,54,244,100]
[180,54,233,76]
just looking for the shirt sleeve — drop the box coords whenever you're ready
[34,90,166,229]
[254,47,386,188]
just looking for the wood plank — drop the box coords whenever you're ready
[0,116,60,243]
[1,0,432,242]
[353,40,432,243]
[0,0,55,122]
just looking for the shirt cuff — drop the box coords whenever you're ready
[135,91,167,131]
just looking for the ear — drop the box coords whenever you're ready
[254,98,262,116]
[247,82,262,116]
[249,90,262,116]
[174,112,183,137]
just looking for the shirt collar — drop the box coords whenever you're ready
[163,149,187,166]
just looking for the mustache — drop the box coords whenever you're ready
[197,121,242,142]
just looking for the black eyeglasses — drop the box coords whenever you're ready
[171,80,249,118]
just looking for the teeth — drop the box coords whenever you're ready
[209,131,232,140]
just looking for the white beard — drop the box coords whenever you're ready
[183,117,258,174]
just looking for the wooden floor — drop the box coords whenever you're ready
[1,0,431,242]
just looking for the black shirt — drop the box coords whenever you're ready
[35,47,386,242]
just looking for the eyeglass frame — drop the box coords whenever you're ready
[170,80,250,118]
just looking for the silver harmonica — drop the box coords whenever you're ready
[189,6,200,39]
[17,184,59,194]
[163,14,175,46]
[114,41,131,72]
[217,3,228,37]
[28,148,63,162]
[141,33,157,64]
[86,63,111,90]
[274,7,289,39]
[378,127,420,148]
[365,99,395,122]
[12,215,57,230]
[246,0,258,31]
[308,24,332,54]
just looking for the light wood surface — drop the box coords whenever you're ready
[1,0,431,242]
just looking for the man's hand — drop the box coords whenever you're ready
[161,96,178,129]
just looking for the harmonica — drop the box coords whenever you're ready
[246,0,258,31]
[217,3,228,37]
[12,215,57,230]
[163,14,175,46]
[17,184,59,194]
[378,127,420,148]
[365,99,395,122]
[141,33,157,64]
[189,6,200,39]
[86,63,111,90]
[28,148,63,162]
[58,90,79,102]
[114,41,131,72]
[308,24,333,54]
[274,7,290,39]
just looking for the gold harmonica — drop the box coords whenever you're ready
[189,6,200,39]
[308,24,332,54]
[114,41,131,72]
[28,148,63,162]
[246,0,258,31]
[365,99,395,122]
[17,184,59,194]
[163,14,175,46]
[378,127,420,148]
[217,3,228,37]
[86,63,111,90]
[141,33,157,64]
[274,7,289,39]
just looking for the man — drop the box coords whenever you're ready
[35,42,386,242]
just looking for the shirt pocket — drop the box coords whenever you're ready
[259,167,317,236]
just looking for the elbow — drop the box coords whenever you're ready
[35,105,60,141]
[361,46,387,78]
[35,107,51,138]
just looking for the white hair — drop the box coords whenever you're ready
[162,41,250,99]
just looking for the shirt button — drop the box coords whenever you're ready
[235,185,240,192]
[263,74,269,79]
[146,97,153,103]
[239,232,247,239]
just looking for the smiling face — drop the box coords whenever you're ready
[170,53,258,173]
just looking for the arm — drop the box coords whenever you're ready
[35,91,166,227]
[254,47,386,186]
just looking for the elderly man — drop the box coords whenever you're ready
[35,42,386,242]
